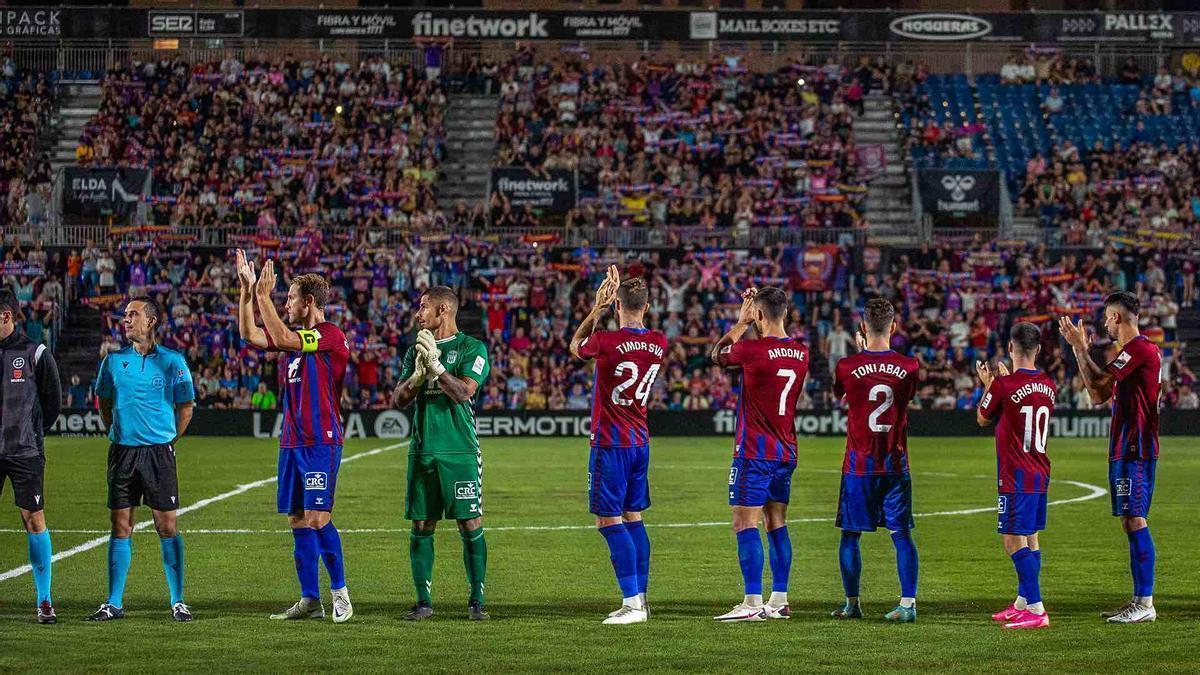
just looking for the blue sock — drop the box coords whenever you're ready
[1011,547,1041,604]
[624,520,650,595]
[766,526,791,593]
[1129,528,1155,597]
[159,535,185,606]
[27,530,52,604]
[891,530,919,598]
[291,528,321,600]
[736,527,764,596]
[317,522,346,590]
[106,536,132,608]
[598,523,639,599]
[838,531,862,598]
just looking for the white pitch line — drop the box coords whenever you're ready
[0,475,1106,537]
[0,441,409,582]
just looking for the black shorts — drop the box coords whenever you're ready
[108,443,179,511]
[0,454,46,512]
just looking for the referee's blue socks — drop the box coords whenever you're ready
[160,535,186,606]
[27,530,52,604]
[107,536,132,608]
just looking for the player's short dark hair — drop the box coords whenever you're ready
[1009,321,1041,356]
[292,274,330,307]
[617,277,648,311]
[863,298,895,336]
[0,289,17,317]
[1104,291,1139,318]
[753,286,790,322]
[127,295,161,332]
[424,285,459,314]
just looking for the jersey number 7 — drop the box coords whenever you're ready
[612,361,661,407]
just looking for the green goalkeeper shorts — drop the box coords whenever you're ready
[405,451,483,521]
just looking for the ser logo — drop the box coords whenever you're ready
[455,481,478,501]
[304,472,328,491]
[150,13,193,33]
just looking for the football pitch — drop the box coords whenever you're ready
[0,435,1197,673]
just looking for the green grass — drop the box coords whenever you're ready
[0,435,1197,673]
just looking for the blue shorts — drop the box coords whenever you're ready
[997,492,1048,535]
[836,473,914,532]
[588,445,651,517]
[728,458,795,507]
[277,444,343,515]
[1109,459,1156,518]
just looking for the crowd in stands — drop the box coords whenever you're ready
[77,55,449,232]
[0,62,54,231]
[492,47,873,232]
[2,49,1196,414]
[14,230,1191,413]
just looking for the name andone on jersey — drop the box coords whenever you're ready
[719,336,809,463]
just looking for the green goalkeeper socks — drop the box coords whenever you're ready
[410,528,435,605]
[461,528,487,605]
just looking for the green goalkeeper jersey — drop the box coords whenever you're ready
[399,331,490,456]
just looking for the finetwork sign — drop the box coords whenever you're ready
[412,12,549,39]
[497,176,569,193]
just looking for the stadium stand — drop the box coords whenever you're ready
[0,51,1195,414]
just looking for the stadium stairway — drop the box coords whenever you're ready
[860,92,912,233]
[440,94,499,207]
[1177,306,1200,370]
[53,304,102,388]
[46,82,102,174]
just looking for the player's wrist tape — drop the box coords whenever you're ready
[427,359,446,377]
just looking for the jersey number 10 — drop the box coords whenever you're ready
[612,361,661,407]
[1020,405,1050,454]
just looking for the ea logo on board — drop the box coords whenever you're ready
[374,410,411,439]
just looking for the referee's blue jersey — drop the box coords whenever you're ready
[96,345,195,446]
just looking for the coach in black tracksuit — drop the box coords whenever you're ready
[0,288,61,623]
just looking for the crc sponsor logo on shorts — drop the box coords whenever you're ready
[305,472,328,491]
[997,495,1008,514]
[728,466,739,485]
[1115,478,1132,496]
[455,481,479,501]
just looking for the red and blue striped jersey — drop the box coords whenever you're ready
[268,321,349,448]
[718,336,809,463]
[1105,336,1161,462]
[578,327,667,448]
[833,350,919,476]
[979,369,1056,493]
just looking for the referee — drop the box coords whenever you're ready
[0,289,61,624]
[88,296,196,622]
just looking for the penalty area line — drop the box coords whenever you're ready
[0,441,409,583]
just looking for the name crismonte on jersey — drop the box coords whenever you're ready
[400,332,490,455]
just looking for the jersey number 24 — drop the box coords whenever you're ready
[612,361,661,407]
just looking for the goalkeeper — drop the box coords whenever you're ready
[391,286,491,621]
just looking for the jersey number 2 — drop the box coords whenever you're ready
[867,384,894,433]
[612,362,661,407]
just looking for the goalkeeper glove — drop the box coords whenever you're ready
[405,345,429,389]
[416,330,445,378]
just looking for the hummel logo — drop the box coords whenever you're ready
[122,361,129,370]
[940,174,976,201]
[34,495,40,504]
[171,496,177,504]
